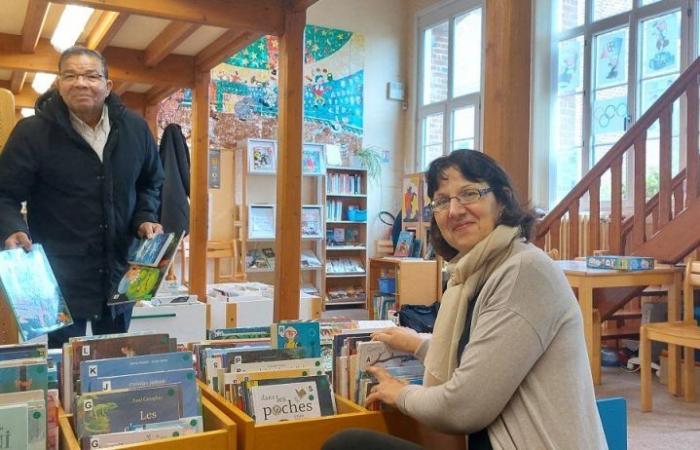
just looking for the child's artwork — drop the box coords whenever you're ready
[302,144,325,175]
[248,140,277,173]
[301,205,323,238]
[249,204,276,239]
[402,174,421,223]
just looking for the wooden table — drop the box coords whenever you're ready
[555,260,682,385]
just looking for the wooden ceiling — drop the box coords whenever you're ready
[0,0,316,112]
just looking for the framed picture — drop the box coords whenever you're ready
[248,204,276,239]
[301,205,324,239]
[247,139,277,174]
[302,143,326,175]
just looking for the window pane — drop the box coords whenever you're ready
[592,87,628,148]
[555,94,583,150]
[422,113,444,167]
[641,0,663,5]
[594,28,628,89]
[640,76,678,138]
[422,21,449,105]
[557,36,584,95]
[593,0,631,22]
[556,0,584,32]
[453,138,474,150]
[555,147,582,203]
[453,8,482,97]
[452,106,475,151]
[641,11,681,78]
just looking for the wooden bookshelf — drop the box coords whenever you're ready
[368,257,439,319]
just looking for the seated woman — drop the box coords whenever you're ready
[324,150,607,450]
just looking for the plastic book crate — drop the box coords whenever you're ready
[58,396,237,450]
[198,380,424,450]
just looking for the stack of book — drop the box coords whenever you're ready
[198,321,337,423]
[326,257,365,274]
[0,342,57,450]
[371,294,397,321]
[62,332,204,448]
[326,286,366,304]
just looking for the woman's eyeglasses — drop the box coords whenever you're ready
[429,187,493,213]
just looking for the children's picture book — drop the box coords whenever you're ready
[0,403,29,449]
[300,250,322,268]
[261,248,276,269]
[402,174,421,223]
[273,321,321,358]
[301,205,323,238]
[421,175,432,221]
[0,359,49,394]
[75,384,184,438]
[394,231,415,257]
[79,351,194,389]
[245,375,335,423]
[247,139,277,173]
[248,204,276,239]
[129,233,175,267]
[302,143,326,175]
[246,249,271,271]
[109,232,184,305]
[0,245,73,341]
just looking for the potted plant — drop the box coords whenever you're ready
[353,145,383,182]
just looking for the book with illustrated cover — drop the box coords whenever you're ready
[82,416,202,449]
[129,233,175,267]
[0,403,28,450]
[300,250,322,268]
[0,245,73,341]
[0,359,48,394]
[74,384,184,438]
[245,375,335,423]
[393,231,414,257]
[273,321,321,358]
[207,327,271,341]
[0,343,47,362]
[246,249,271,270]
[85,368,201,418]
[261,248,276,269]
[109,232,184,305]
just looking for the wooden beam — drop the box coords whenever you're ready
[86,11,129,52]
[190,69,210,301]
[0,81,37,108]
[0,33,194,87]
[144,103,159,139]
[111,81,132,96]
[274,8,306,321]
[290,0,320,12]
[145,21,199,67]
[21,0,50,52]
[49,0,285,35]
[9,71,27,93]
[482,0,532,201]
[120,91,146,113]
[145,85,178,105]
[194,30,259,72]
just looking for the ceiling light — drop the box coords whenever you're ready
[50,5,94,52]
[31,73,57,94]
[20,108,35,118]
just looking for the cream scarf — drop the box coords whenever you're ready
[424,225,520,386]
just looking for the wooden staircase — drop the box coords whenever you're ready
[536,56,700,322]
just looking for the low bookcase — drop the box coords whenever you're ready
[198,380,429,450]
[58,396,237,450]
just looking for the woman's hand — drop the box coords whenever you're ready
[364,366,408,408]
[371,326,423,354]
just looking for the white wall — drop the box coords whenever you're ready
[308,0,411,251]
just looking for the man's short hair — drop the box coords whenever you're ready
[58,46,109,79]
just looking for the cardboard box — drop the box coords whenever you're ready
[586,255,655,271]
[129,300,207,343]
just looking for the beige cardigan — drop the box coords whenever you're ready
[396,241,608,450]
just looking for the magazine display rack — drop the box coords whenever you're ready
[58,396,237,450]
[198,380,425,450]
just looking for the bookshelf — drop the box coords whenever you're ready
[401,172,432,258]
[324,166,369,310]
[234,138,326,298]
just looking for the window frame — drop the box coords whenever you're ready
[416,0,484,171]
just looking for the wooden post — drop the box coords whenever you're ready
[274,8,306,321]
[189,70,210,301]
[144,103,159,141]
[482,0,532,201]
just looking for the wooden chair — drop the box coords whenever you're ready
[640,259,700,412]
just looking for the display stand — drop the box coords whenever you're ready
[368,257,439,318]
[58,396,237,450]
[198,380,428,450]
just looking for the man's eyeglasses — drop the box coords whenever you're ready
[429,187,493,213]
[59,72,105,83]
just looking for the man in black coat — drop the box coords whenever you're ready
[0,46,164,347]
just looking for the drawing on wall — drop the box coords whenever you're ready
[157,25,365,155]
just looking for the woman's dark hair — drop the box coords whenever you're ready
[426,149,535,260]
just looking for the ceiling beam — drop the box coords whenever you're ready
[0,81,37,109]
[49,0,285,35]
[21,0,50,52]
[144,21,199,67]
[145,85,177,105]
[9,72,27,94]
[0,33,194,87]
[290,0,320,12]
[195,30,260,72]
[86,11,130,52]
[111,81,132,95]
[121,91,146,113]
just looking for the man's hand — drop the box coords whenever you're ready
[372,326,423,354]
[137,222,164,239]
[4,231,32,251]
[364,366,408,408]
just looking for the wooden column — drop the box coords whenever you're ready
[144,103,159,140]
[482,0,532,201]
[274,8,306,321]
[189,70,210,301]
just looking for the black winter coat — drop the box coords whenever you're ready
[0,90,164,319]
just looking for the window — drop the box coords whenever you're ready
[417,0,483,170]
[550,0,692,206]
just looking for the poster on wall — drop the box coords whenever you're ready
[642,12,680,78]
[302,143,326,175]
[402,174,421,223]
[157,25,365,156]
[247,139,277,174]
[595,28,627,89]
[249,204,276,240]
[592,96,627,136]
[558,37,583,95]
[301,205,324,239]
